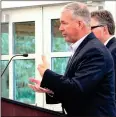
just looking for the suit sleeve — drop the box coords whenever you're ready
[41,73,63,104]
[45,93,61,104]
[40,49,108,102]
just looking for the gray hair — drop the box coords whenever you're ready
[63,2,91,27]
[91,10,115,35]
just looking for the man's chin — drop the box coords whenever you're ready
[64,37,71,43]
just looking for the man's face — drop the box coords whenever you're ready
[91,17,104,41]
[59,10,79,43]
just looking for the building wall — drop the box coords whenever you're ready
[1,1,71,9]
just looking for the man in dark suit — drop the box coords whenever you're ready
[29,2,116,116]
[91,10,116,102]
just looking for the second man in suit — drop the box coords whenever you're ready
[91,10,116,102]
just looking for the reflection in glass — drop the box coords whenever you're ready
[51,57,69,75]
[1,60,9,98]
[51,19,69,52]
[14,59,35,104]
[13,22,35,54]
[1,23,9,55]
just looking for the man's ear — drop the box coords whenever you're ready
[103,25,109,34]
[76,20,84,29]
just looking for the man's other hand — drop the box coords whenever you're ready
[38,55,49,77]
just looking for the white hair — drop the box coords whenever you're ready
[63,2,91,27]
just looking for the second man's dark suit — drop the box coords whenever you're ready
[106,37,116,101]
[41,33,116,116]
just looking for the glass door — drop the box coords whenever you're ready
[1,6,44,107]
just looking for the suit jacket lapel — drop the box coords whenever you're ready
[106,37,116,48]
[64,33,96,75]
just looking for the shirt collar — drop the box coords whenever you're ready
[70,34,89,55]
[104,35,116,45]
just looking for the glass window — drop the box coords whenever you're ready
[1,60,9,98]
[1,23,9,55]
[51,19,70,74]
[51,57,69,75]
[13,59,35,104]
[13,22,35,54]
[51,19,69,52]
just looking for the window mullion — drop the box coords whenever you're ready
[8,22,14,99]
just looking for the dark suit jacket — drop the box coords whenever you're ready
[41,33,116,116]
[106,37,116,101]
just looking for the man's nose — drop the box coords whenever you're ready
[59,25,61,31]
[59,25,63,31]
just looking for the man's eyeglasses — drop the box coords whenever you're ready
[91,25,105,30]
